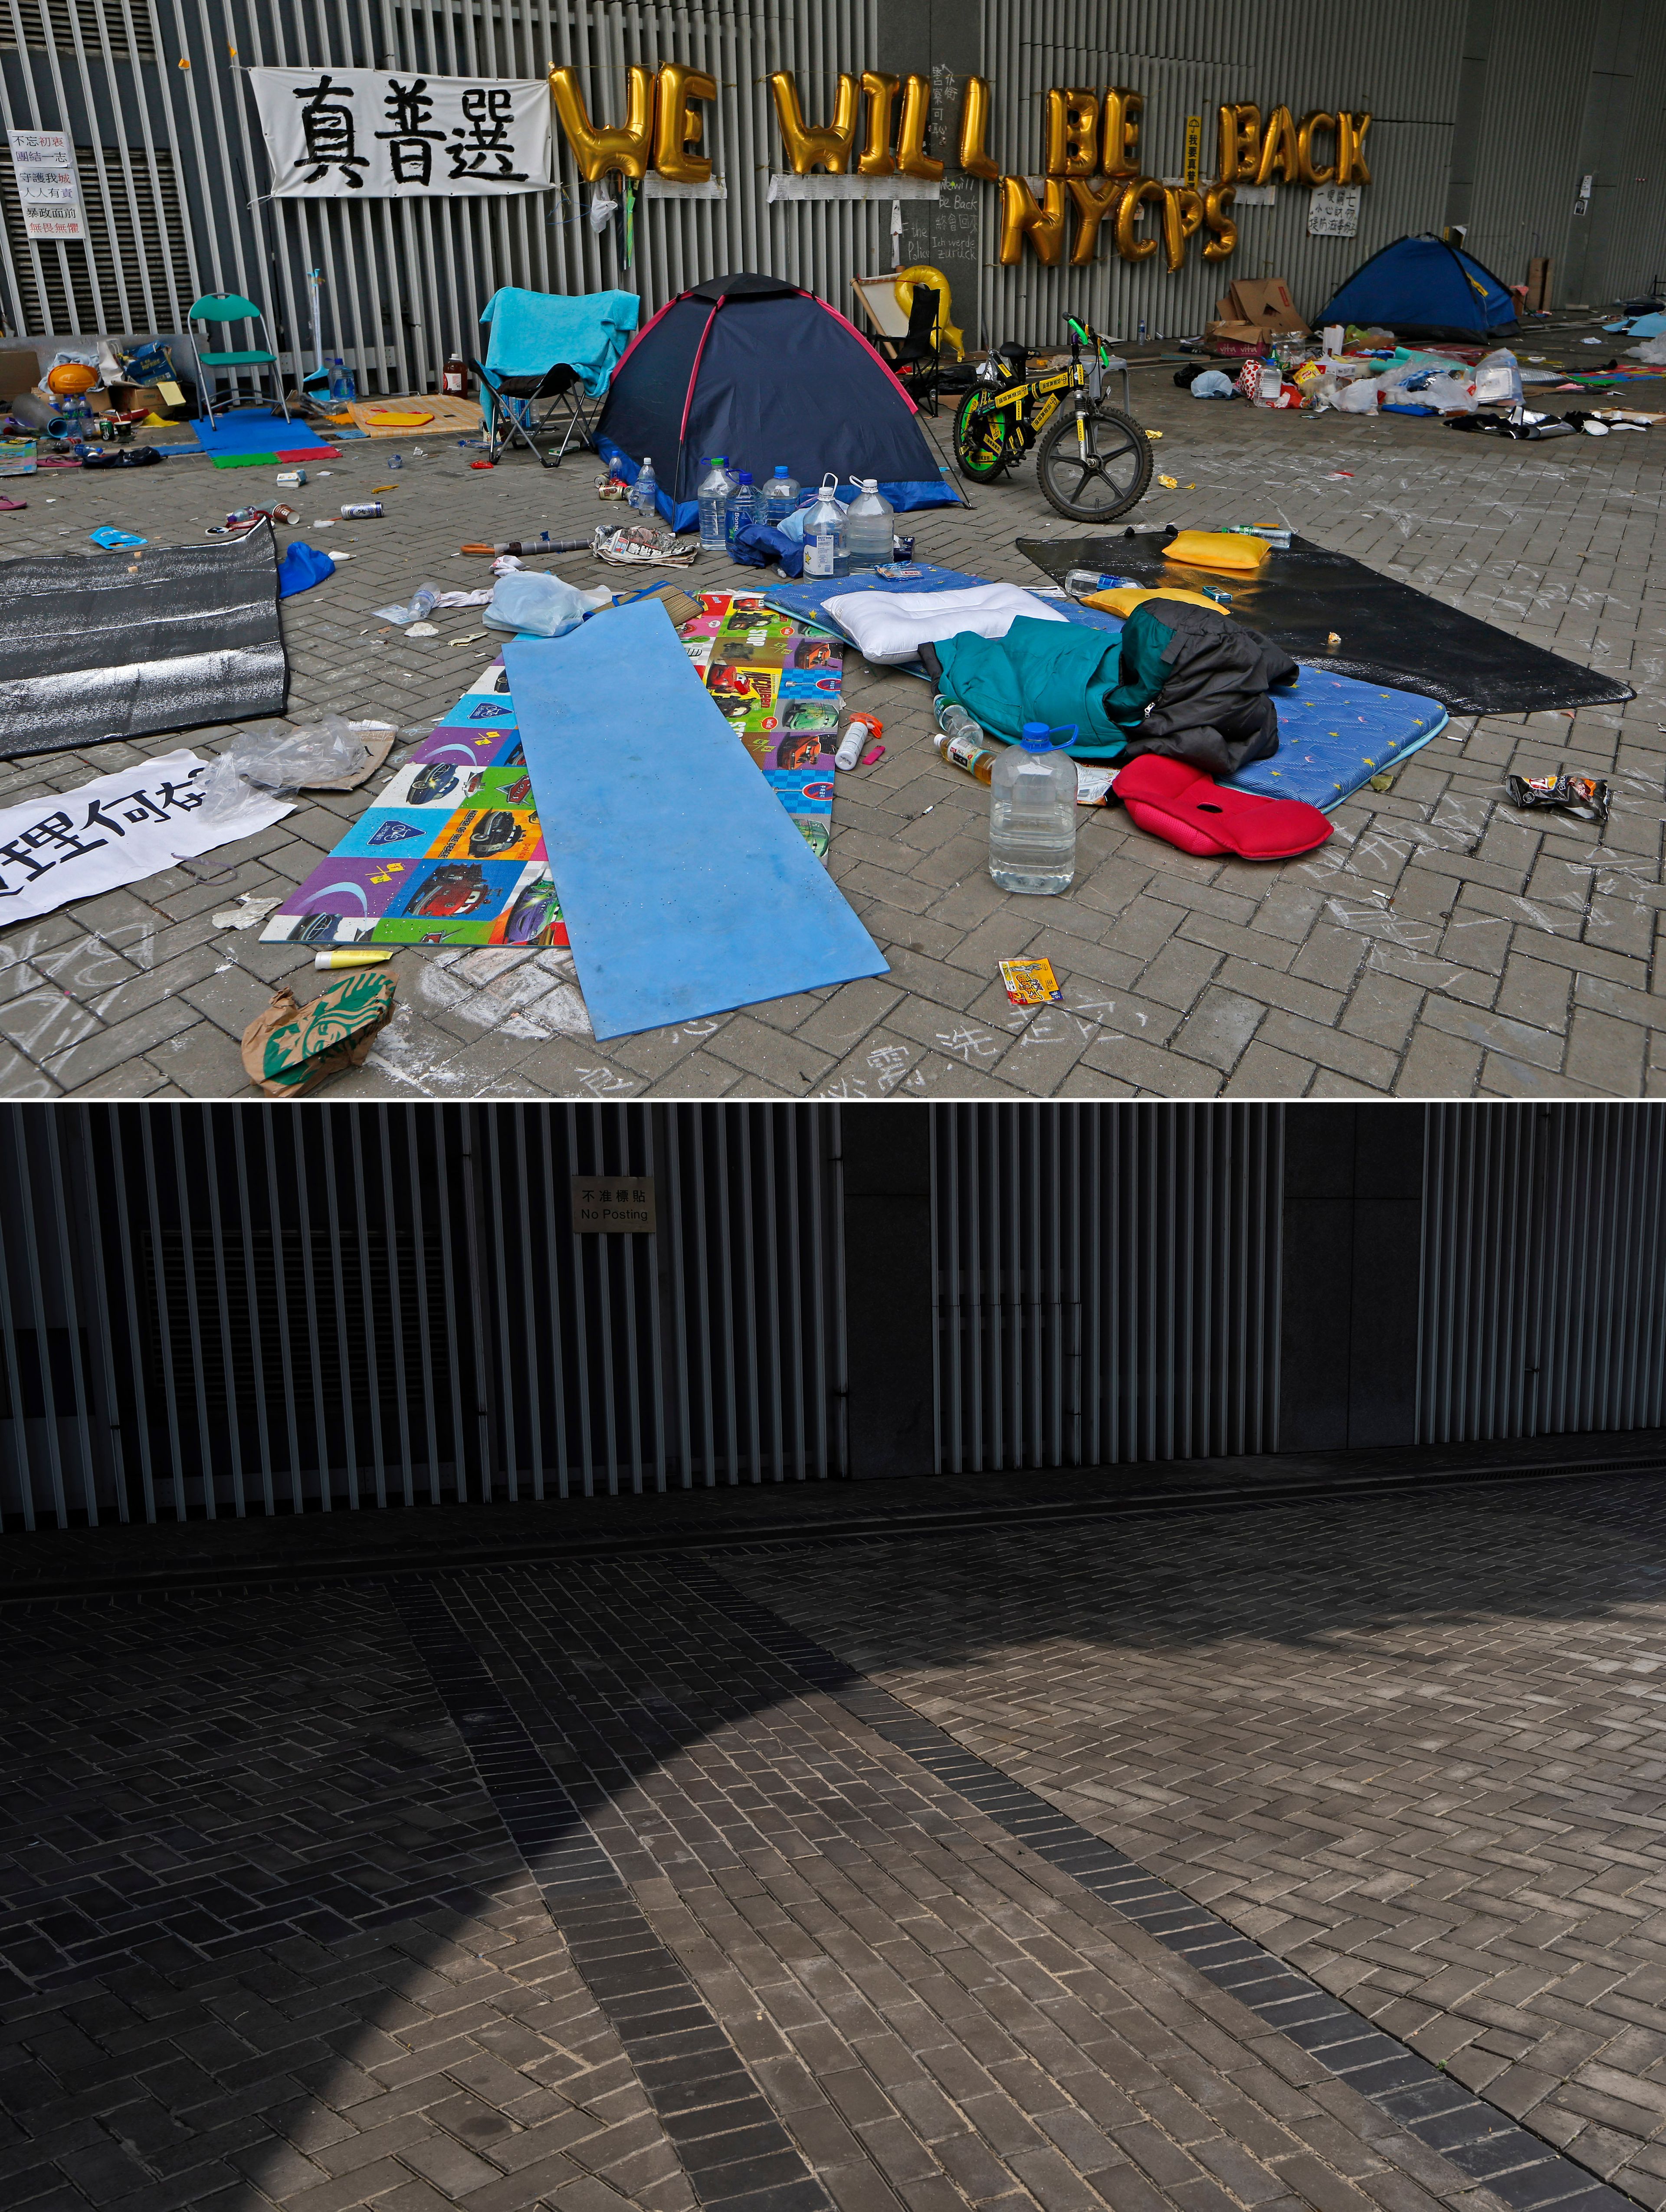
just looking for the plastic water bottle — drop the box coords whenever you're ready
[989,722,1078,894]
[725,469,756,554]
[698,456,733,550]
[327,356,351,403]
[630,455,658,516]
[801,475,849,579]
[763,465,800,528]
[844,478,895,569]
[937,697,984,745]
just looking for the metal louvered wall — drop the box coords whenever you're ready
[0,1103,846,1528]
[4,0,1661,379]
[1417,1105,1666,1446]
[932,1104,1285,1472]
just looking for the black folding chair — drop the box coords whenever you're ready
[878,285,943,415]
[469,356,598,467]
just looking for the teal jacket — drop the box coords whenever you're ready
[934,613,1180,762]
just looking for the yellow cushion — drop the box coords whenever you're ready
[1084,585,1230,618]
[1162,528,1269,572]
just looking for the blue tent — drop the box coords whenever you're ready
[595,271,957,533]
[1317,234,1518,341]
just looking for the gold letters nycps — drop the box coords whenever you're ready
[544,65,1373,274]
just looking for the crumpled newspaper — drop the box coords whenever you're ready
[590,522,700,567]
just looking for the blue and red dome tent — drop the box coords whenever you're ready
[1317,234,1518,341]
[595,270,958,532]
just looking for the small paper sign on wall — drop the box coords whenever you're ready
[571,1176,656,1234]
[1308,183,1361,237]
[7,131,88,240]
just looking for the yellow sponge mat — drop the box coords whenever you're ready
[1163,528,1269,572]
[1084,584,1229,618]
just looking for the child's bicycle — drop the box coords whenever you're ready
[952,313,1153,523]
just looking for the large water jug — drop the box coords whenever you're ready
[763,465,800,528]
[802,475,849,579]
[698,456,734,550]
[844,478,894,569]
[988,722,1078,894]
[725,469,756,554]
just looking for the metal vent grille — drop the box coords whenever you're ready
[0,144,192,336]
[1419,1105,1666,1442]
[0,0,158,61]
[934,1104,1284,1472]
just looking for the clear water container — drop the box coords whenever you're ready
[763,465,800,528]
[724,469,756,554]
[844,478,895,569]
[697,456,734,550]
[802,474,849,579]
[989,722,1078,895]
[629,455,658,514]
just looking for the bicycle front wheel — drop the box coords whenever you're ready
[1035,404,1153,522]
[954,389,1015,482]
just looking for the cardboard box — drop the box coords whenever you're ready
[0,348,40,403]
[1526,257,1552,313]
[1227,278,1311,335]
[105,378,192,421]
[1206,320,1270,357]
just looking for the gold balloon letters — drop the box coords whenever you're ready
[653,62,717,185]
[768,69,859,174]
[999,175,1068,266]
[545,64,1374,271]
[1045,87,1100,177]
[548,64,655,182]
[958,75,1000,179]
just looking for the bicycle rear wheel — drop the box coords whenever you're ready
[1036,404,1152,522]
[954,389,1015,482]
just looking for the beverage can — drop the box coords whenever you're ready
[340,500,383,518]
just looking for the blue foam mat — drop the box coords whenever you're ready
[505,602,888,1041]
[191,408,332,455]
[761,563,1447,811]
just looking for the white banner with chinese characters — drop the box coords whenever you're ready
[248,67,551,198]
[0,753,292,925]
[6,129,88,241]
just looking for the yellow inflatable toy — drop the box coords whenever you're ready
[893,265,964,360]
[1084,585,1231,619]
[1162,528,1269,572]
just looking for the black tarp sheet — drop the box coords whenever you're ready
[0,520,288,759]
[1017,532,1634,717]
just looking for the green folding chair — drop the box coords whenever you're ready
[187,290,292,428]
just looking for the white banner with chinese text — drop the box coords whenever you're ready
[248,67,551,198]
[0,753,292,924]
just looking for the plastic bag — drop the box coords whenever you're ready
[1190,369,1236,398]
[1629,336,1666,364]
[1333,376,1383,413]
[588,182,617,233]
[1473,348,1523,405]
[197,713,370,822]
[483,567,610,638]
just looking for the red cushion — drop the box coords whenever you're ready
[1115,754,1333,859]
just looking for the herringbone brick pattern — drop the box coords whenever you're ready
[726,1478,1666,2208]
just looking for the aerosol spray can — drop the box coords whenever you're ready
[834,711,883,770]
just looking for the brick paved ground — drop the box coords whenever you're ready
[4,1476,1666,2212]
[728,1476,1666,2211]
[0,335,1662,1097]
